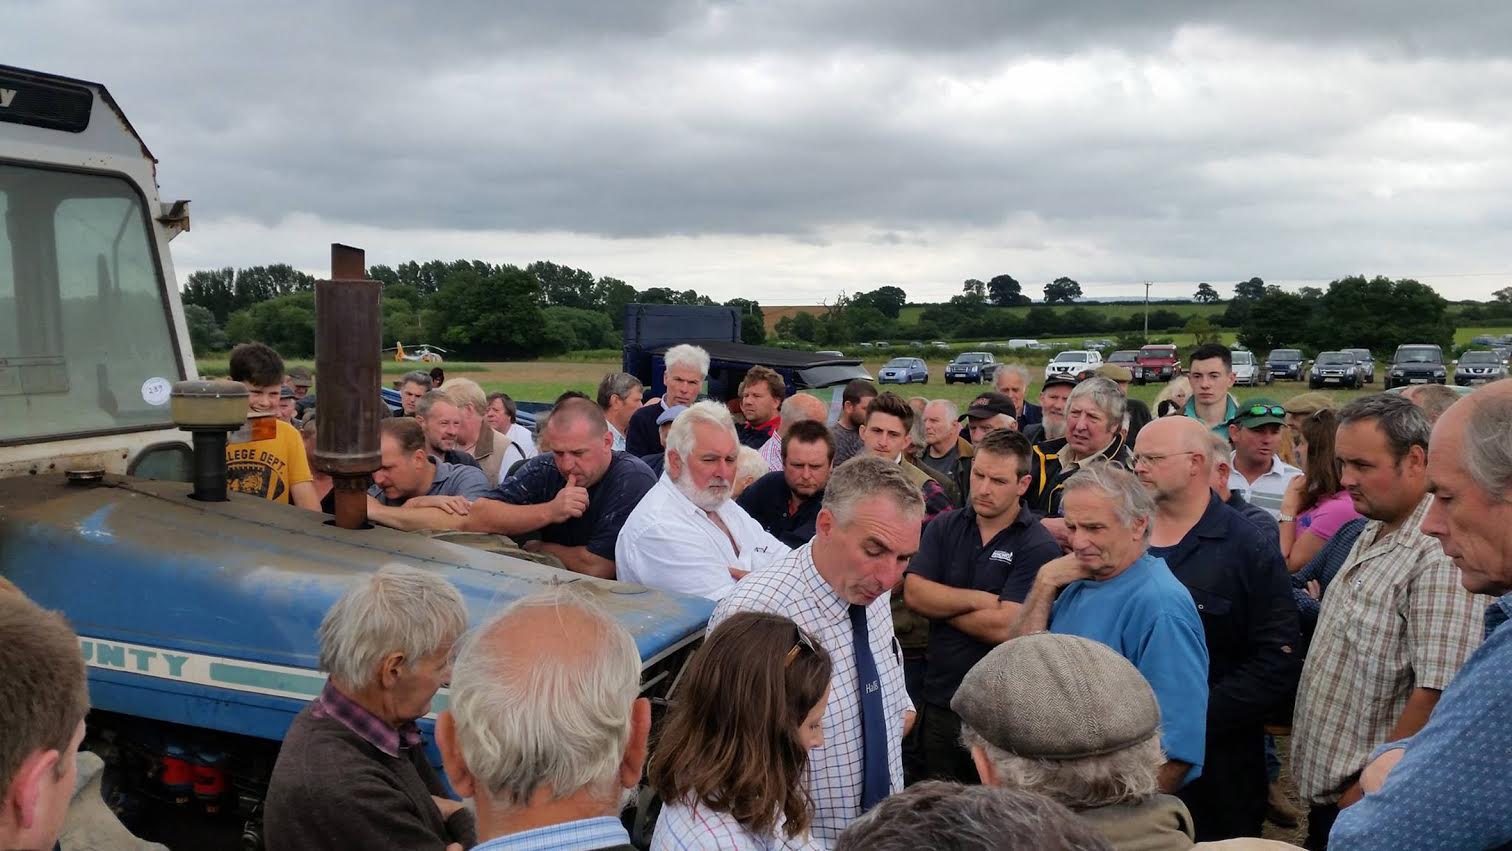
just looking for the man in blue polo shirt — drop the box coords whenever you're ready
[1007,461,1210,795]
[369,398,656,581]
[366,418,491,526]
[903,429,1061,782]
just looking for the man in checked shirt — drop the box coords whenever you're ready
[1289,395,1488,849]
[710,455,922,846]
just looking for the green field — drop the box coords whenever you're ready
[194,358,486,378]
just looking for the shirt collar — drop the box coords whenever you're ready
[798,543,852,625]
[472,816,631,851]
[428,457,457,491]
[309,681,422,758]
[1361,492,1435,551]
[1487,592,1512,639]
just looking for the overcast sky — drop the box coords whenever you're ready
[12,1,1512,303]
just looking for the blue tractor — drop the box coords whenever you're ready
[0,66,710,848]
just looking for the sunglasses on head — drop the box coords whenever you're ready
[785,627,817,667]
[1242,404,1285,418]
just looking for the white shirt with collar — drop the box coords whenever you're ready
[1228,452,1302,520]
[616,475,790,600]
[609,422,627,452]
[507,421,538,459]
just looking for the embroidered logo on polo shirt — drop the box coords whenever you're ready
[989,550,1015,564]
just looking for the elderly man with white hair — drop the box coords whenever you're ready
[617,401,789,600]
[264,565,474,851]
[758,391,830,472]
[626,344,709,456]
[438,590,648,851]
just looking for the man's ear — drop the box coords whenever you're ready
[969,745,997,787]
[436,712,477,799]
[665,449,682,481]
[7,747,62,831]
[619,698,652,790]
[378,651,407,690]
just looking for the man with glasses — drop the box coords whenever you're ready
[1133,416,1301,841]
[1227,398,1302,520]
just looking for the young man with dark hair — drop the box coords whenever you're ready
[226,342,319,509]
[736,365,786,450]
[398,370,433,416]
[737,419,835,548]
[832,378,879,467]
[903,429,1061,782]
[1185,343,1239,433]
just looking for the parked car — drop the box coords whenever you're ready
[1385,344,1447,389]
[858,342,873,350]
[930,340,951,350]
[1310,351,1363,389]
[878,356,929,385]
[1044,349,1104,381]
[1266,348,1305,381]
[1342,348,1375,384]
[873,341,891,350]
[1106,350,1145,383]
[1454,350,1509,386]
[1471,334,1498,346]
[1135,344,1180,381]
[945,351,998,384]
[815,350,844,358]
[1007,338,1039,349]
[1231,350,1269,386]
[1027,341,1054,351]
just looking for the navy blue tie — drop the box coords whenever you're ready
[850,603,889,810]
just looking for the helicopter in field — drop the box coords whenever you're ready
[383,341,448,363]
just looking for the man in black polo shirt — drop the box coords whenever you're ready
[370,398,656,581]
[736,419,833,547]
[902,429,1062,782]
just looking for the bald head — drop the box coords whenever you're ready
[780,393,830,435]
[1141,416,1215,458]
[1133,416,1214,503]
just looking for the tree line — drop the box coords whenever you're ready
[179,260,767,359]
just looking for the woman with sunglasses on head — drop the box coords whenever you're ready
[1278,408,1360,573]
[650,612,832,851]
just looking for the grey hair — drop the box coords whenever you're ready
[835,780,1113,851]
[1060,462,1155,545]
[1066,377,1127,427]
[447,588,641,806]
[961,726,1163,810]
[822,455,924,526]
[926,399,959,423]
[596,371,643,409]
[997,363,1031,386]
[414,388,457,419]
[316,564,468,691]
[663,344,711,378]
[1338,393,1431,462]
[1402,383,1462,423]
[1462,392,1512,501]
[735,446,768,485]
[401,370,433,390]
[1204,431,1232,473]
[665,400,737,467]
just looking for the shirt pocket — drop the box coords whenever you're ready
[1186,585,1233,621]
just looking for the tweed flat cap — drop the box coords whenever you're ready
[950,632,1160,760]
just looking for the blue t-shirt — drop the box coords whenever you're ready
[1328,592,1512,850]
[487,451,656,562]
[1051,552,1211,780]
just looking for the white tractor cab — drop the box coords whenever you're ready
[0,65,197,480]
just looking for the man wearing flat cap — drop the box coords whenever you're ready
[954,632,1197,849]
[1007,462,1209,796]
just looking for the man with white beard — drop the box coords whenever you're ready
[616,401,790,600]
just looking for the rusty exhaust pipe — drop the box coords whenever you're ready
[314,244,382,529]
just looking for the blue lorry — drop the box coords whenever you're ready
[0,65,710,848]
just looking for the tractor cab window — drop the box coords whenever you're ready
[0,163,182,444]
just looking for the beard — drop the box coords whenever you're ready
[674,468,730,511]
[1043,417,1067,440]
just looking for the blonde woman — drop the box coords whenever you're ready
[1154,376,1192,418]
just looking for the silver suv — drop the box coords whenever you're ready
[1454,350,1509,386]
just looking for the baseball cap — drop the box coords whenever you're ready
[279,384,296,400]
[1041,373,1078,392]
[951,633,1159,760]
[1282,392,1333,416]
[1231,397,1286,428]
[656,404,688,426]
[287,365,314,387]
[961,392,1018,421]
[1092,363,1133,383]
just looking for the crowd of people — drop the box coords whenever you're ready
[6,338,1511,851]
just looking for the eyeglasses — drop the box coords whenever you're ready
[1242,404,1285,418]
[785,627,817,667]
[1130,451,1198,468]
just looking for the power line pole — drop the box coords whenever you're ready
[1143,281,1152,341]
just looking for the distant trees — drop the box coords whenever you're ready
[1043,277,1083,304]
[988,274,1030,307]
[1194,282,1220,303]
[1238,276,1452,354]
